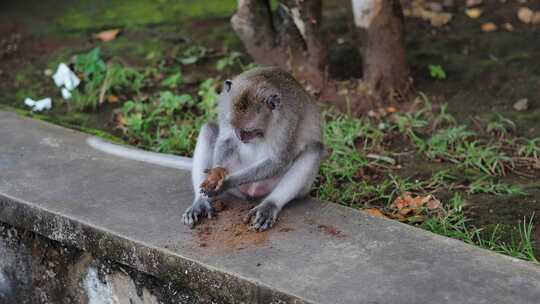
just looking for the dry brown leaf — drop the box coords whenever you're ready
[502,23,514,31]
[517,7,534,24]
[391,192,442,215]
[430,12,453,27]
[426,198,441,210]
[363,208,387,218]
[107,95,120,103]
[465,8,483,19]
[481,22,497,32]
[399,207,414,216]
[94,29,121,42]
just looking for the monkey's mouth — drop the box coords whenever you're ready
[235,128,264,143]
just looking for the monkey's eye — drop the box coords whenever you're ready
[265,94,280,110]
[235,96,249,112]
[224,80,232,92]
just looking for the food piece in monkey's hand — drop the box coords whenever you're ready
[200,167,228,196]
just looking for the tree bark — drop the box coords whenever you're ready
[232,0,411,113]
[230,0,283,66]
[352,0,411,105]
[231,0,328,92]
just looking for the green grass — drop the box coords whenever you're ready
[72,48,145,111]
[121,79,218,155]
[518,137,540,159]
[422,194,537,262]
[428,64,447,80]
[59,0,236,31]
[467,177,525,195]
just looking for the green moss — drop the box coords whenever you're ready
[58,0,236,31]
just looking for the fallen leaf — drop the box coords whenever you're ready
[430,12,453,27]
[386,106,397,113]
[399,207,414,216]
[107,95,120,103]
[391,192,443,216]
[465,8,483,19]
[502,23,514,31]
[513,98,529,111]
[517,7,534,24]
[426,198,441,210]
[93,29,121,42]
[481,22,497,32]
[363,208,387,218]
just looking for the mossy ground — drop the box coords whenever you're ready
[1,0,539,256]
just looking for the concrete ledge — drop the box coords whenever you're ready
[1,111,540,304]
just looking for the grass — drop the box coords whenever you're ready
[121,79,218,155]
[12,46,539,264]
[72,48,145,111]
[422,194,537,262]
[518,137,540,160]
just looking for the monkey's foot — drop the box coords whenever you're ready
[243,201,279,231]
[182,198,214,228]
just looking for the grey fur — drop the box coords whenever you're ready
[183,67,324,231]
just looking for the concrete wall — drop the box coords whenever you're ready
[0,224,200,304]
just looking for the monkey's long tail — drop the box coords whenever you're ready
[86,136,193,170]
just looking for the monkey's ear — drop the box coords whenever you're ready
[224,80,232,92]
[266,94,280,110]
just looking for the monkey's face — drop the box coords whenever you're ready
[225,80,280,144]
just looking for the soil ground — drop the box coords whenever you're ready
[1,0,539,253]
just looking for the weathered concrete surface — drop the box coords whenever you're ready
[1,111,540,304]
[0,223,198,304]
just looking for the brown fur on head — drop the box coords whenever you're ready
[222,68,291,143]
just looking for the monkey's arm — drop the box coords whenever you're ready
[225,157,289,189]
[212,137,237,168]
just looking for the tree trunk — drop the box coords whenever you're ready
[232,0,411,113]
[352,0,411,105]
[231,0,328,92]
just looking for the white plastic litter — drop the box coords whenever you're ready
[24,97,52,112]
[61,87,72,99]
[52,63,80,91]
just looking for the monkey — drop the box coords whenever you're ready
[182,67,325,231]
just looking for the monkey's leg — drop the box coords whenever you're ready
[182,123,219,228]
[245,143,324,231]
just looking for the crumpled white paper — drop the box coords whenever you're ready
[52,63,80,98]
[24,97,52,112]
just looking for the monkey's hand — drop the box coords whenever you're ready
[243,201,280,231]
[182,198,214,228]
[200,167,228,197]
